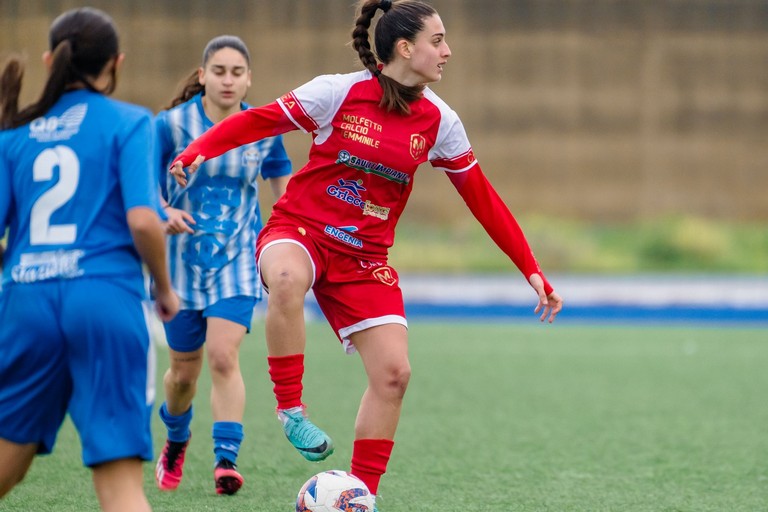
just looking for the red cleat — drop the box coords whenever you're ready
[214,458,244,495]
[155,437,190,491]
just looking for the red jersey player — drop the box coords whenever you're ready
[171,0,563,507]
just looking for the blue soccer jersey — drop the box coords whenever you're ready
[0,89,160,291]
[155,93,291,308]
[0,89,159,465]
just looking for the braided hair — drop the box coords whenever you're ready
[352,0,437,115]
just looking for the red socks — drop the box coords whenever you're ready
[270,355,395,495]
[267,354,304,410]
[350,438,394,495]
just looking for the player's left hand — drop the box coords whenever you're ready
[169,155,205,187]
[529,273,563,323]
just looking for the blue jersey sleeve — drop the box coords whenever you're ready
[154,111,175,201]
[118,113,161,213]
[260,135,292,180]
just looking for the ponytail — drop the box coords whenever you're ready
[1,41,79,129]
[2,7,120,130]
[165,70,204,109]
[0,57,24,129]
[352,0,434,115]
[352,1,382,77]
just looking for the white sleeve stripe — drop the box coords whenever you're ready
[290,93,320,131]
[277,99,310,134]
[434,160,479,173]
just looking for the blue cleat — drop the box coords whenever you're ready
[278,406,334,462]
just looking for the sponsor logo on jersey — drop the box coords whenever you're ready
[372,266,398,286]
[324,225,363,248]
[359,260,384,270]
[11,249,85,283]
[326,178,390,220]
[410,133,426,160]
[29,103,88,142]
[329,178,366,197]
[336,150,410,185]
[340,114,383,133]
[340,114,383,149]
[362,200,389,220]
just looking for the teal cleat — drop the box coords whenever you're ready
[278,406,334,462]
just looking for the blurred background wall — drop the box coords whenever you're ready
[2,0,767,224]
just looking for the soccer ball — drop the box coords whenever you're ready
[295,470,376,512]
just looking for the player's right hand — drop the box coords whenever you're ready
[153,288,180,322]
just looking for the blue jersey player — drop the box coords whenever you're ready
[153,35,292,496]
[0,8,179,512]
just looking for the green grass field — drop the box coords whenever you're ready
[4,321,767,511]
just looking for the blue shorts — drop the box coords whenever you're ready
[163,295,256,352]
[0,278,154,467]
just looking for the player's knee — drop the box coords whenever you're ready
[264,269,308,309]
[207,348,238,377]
[374,362,411,400]
[165,367,197,391]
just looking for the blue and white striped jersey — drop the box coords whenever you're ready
[155,93,291,308]
[0,89,159,294]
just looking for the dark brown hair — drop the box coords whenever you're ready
[0,7,119,129]
[165,35,251,110]
[352,0,437,115]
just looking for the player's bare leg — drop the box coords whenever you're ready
[92,457,151,512]
[207,317,246,424]
[163,346,204,416]
[0,439,36,498]
[349,323,410,499]
[260,242,333,461]
[155,347,203,490]
[352,323,410,440]
[206,317,247,494]
[260,242,313,357]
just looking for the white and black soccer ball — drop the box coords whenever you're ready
[295,470,375,512]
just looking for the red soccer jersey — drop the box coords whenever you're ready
[273,70,476,260]
[174,70,552,295]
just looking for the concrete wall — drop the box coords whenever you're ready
[2,0,766,222]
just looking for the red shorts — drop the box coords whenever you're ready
[256,218,407,354]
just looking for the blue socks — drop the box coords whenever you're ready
[159,402,192,443]
[213,421,244,464]
[159,403,243,464]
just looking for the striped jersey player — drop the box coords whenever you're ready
[156,92,291,308]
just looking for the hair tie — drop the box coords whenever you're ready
[373,69,381,77]
[380,0,392,13]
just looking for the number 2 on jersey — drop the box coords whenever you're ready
[31,145,80,245]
